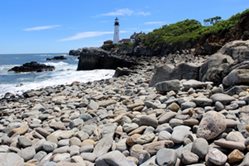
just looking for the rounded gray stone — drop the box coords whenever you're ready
[171,125,191,143]
[181,101,197,109]
[70,137,82,146]
[139,116,158,128]
[18,136,32,148]
[135,133,155,144]
[115,139,127,152]
[43,141,58,152]
[53,146,70,154]
[206,148,227,165]
[240,152,249,166]
[34,151,47,161]
[158,112,177,124]
[0,153,24,166]
[19,146,36,161]
[93,136,113,156]
[192,97,213,107]
[58,139,69,147]
[69,145,80,156]
[123,123,139,133]
[96,150,130,166]
[226,131,246,142]
[158,131,172,140]
[156,148,177,166]
[191,138,209,159]
[53,153,70,162]
[181,150,199,165]
[155,80,181,93]
[215,101,224,111]
[69,118,84,129]
[210,93,235,105]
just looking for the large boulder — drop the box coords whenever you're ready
[150,63,200,86]
[150,65,174,86]
[8,61,55,73]
[199,40,249,86]
[217,40,249,87]
[197,111,226,140]
[77,48,136,70]
[219,40,249,63]
[225,85,249,95]
[199,53,234,85]
[171,63,200,80]
[223,68,249,87]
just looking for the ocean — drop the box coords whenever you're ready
[0,53,115,97]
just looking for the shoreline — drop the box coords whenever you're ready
[0,69,115,100]
[0,53,204,100]
[1,44,249,165]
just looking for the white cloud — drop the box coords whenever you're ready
[100,8,150,17]
[24,25,60,31]
[137,11,151,16]
[101,8,134,16]
[60,31,128,42]
[60,31,113,41]
[144,21,165,25]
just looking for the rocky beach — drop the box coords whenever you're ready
[0,39,249,166]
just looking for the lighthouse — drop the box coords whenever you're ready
[113,17,120,44]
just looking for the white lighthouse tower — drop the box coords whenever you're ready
[113,17,120,44]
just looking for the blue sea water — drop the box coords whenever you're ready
[0,53,114,97]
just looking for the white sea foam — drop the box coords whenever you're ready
[45,61,76,71]
[0,69,115,97]
[0,56,116,98]
[0,64,18,74]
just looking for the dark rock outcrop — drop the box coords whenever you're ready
[46,56,66,61]
[8,61,55,73]
[69,49,82,56]
[101,40,114,51]
[133,45,152,57]
[77,48,137,70]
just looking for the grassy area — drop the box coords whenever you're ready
[140,9,249,49]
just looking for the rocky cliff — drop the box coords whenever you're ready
[76,48,137,70]
[98,9,249,57]
[195,10,249,55]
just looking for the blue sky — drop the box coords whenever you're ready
[0,0,248,54]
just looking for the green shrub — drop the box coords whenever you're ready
[141,9,249,49]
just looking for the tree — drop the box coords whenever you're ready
[204,16,222,26]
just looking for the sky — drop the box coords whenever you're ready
[0,0,248,54]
